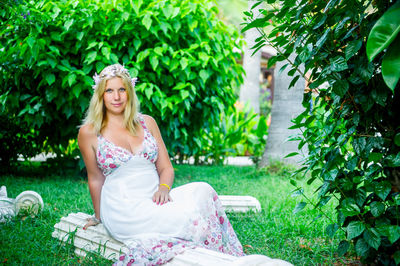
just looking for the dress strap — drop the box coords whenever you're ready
[138,113,148,130]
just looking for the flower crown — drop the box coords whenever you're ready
[92,64,137,90]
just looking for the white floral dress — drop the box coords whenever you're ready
[96,113,244,265]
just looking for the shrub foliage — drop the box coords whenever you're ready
[0,0,244,164]
[244,0,400,264]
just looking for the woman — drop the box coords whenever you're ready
[78,64,243,265]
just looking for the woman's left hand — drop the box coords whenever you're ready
[152,186,172,205]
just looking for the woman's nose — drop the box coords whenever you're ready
[113,90,121,99]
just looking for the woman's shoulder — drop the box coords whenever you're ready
[141,114,156,125]
[140,114,159,133]
[78,124,97,141]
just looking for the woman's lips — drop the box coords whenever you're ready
[112,103,122,107]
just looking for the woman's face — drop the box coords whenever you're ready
[103,77,128,115]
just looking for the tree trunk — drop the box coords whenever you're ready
[259,54,306,168]
[239,0,263,113]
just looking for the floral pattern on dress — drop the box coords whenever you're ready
[96,113,159,177]
[113,186,243,265]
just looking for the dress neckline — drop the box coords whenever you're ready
[98,114,148,157]
[98,134,142,157]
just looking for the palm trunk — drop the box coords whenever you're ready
[259,54,307,167]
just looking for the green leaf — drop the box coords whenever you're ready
[64,19,74,31]
[382,34,400,92]
[142,14,152,30]
[96,62,105,73]
[67,73,77,87]
[330,56,348,72]
[345,39,362,60]
[284,152,299,158]
[326,223,339,238]
[149,56,158,70]
[374,181,391,201]
[131,0,143,15]
[291,188,303,197]
[180,90,189,100]
[122,12,130,21]
[137,50,150,63]
[241,17,270,33]
[368,152,383,163]
[293,202,306,214]
[366,1,400,61]
[316,28,330,50]
[352,137,366,155]
[386,152,400,167]
[46,73,55,85]
[199,70,210,83]
[27,36,35,49]
[110,53,119,63]
[341,198,361,216]
[337,240,350,256]
[363,228,381,250]
[395,133,400,146]
[84,51,97,65]
[86,41,98,50]
[87,16,94,28]
[51,6,61,19]
[317,195,331,207]
[278,63,289,75]
[180,57,188,69]
[313,13,327,30]
[112,21,123,35]
[162,4,173,19]
[101,47,111,60]
[77,32,84,41]
[347,221,365,240]
[47,57,57,69]
[394,251,400,265]
[72,85,81,98]
[370,201,385,217]
[144,85,153,100]
[332,79,349,97]
[388,225,400,244]
[287,68,296,77]
[289,75,301,89]
[355,238,369,257]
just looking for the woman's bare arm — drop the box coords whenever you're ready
[144,115,174,204]
[77,124,105,221]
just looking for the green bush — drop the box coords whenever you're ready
[197,102,268,165]
[0,0,243,164]
[244,0,400,264]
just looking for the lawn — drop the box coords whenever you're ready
[0,162,354,265]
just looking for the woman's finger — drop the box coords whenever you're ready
[83,222,90,230]
[156,193,161,204]
[160,194,166,205]
[163,193,169,204]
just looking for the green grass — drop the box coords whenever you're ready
[0,162,355,265]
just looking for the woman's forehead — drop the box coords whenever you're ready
[106,77,125,87]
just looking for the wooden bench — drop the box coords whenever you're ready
[52,196,292,265]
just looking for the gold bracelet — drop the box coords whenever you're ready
[159,183,171,191]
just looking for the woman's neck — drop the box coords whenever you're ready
[105,113,125,129]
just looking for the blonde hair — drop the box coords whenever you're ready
[81,64,140,135]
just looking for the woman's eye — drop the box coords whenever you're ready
[119,88,126,92]
[105,89,112,93]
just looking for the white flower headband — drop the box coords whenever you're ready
[92,64,137,90]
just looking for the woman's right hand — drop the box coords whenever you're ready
[83,216,101,230]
